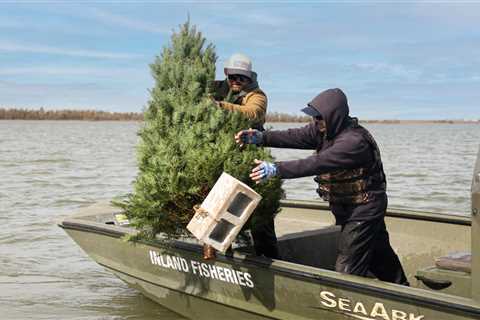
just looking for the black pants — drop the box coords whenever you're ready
[332,196,409,285]
[251,216,279,259]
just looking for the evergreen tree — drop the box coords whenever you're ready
[117,22,283,241]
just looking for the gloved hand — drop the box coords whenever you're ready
[250,159,277,184]
[209,95,221,107]
[234,128,263,147]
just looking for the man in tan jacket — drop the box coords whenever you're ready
[211,53,267,130]
[207,53,278,259]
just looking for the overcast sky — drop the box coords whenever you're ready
[1,1,479,119]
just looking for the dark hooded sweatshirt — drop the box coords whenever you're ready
[262,88,386,221]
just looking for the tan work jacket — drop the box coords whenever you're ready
[219,89,267,125]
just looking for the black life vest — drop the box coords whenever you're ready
[314,123,386,204]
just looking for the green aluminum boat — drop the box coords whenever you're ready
[59,146,480,319]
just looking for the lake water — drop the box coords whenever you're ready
[1,120,479,319]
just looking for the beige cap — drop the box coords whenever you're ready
[224,53,253,79]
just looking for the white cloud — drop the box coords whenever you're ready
[412,2,480,26]
[89,8,169,34]
[353,62,421,80]
[0,41,143,59]
[245,12,289,27]
[0,66,145,78]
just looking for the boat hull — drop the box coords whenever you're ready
[62,212,480,320]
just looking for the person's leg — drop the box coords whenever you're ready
[335,219,378,276]
[369,220,409,285]
[251,216,279,259]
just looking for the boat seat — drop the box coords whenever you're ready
[435,251,471,273]
[415,251,472,298]
[277,225,341,270]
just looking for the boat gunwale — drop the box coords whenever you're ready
[59,218,480,317]
[280,199,471,226]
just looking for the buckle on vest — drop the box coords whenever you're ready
[362,192,369,202]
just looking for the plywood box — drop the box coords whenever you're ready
[187,172,262,253]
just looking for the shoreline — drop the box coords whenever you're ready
[2,119,479,124]
[0,108,478,124]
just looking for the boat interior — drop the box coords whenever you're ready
[274,200,473,299]
[72,198,475,301]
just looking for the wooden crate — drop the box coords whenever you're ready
[187,172,261,253]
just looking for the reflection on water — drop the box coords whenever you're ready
[0,120,478,319]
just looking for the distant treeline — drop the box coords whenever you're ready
[0,108,310,122]
[1,108,478,123]
[265,112,310,122]
[0,108,143,121]
[360,119,480,124]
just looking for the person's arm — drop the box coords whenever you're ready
[219,92,266,120]
[262,122,320,150]
[275,132,372,179]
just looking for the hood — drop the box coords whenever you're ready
[308,88,349,139]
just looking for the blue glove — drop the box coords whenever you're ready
[250,160,277,184]
[235,129,263,146]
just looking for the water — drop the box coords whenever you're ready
[0,120,478,319]
[272,122,480,214]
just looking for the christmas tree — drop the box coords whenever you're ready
[117,21,283,241]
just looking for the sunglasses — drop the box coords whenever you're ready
[228,74,250,82]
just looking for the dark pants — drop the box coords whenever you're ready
[332,196,409,285]
[251,216,279,259]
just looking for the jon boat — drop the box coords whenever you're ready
[59,147,480,320]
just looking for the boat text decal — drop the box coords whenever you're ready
[320,290,425,320]
[148,250,254,288]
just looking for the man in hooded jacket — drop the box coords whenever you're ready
[235,88,409,285]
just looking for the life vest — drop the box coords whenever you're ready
[314,123,386,204]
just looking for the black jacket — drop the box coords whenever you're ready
[263,88,374,180]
